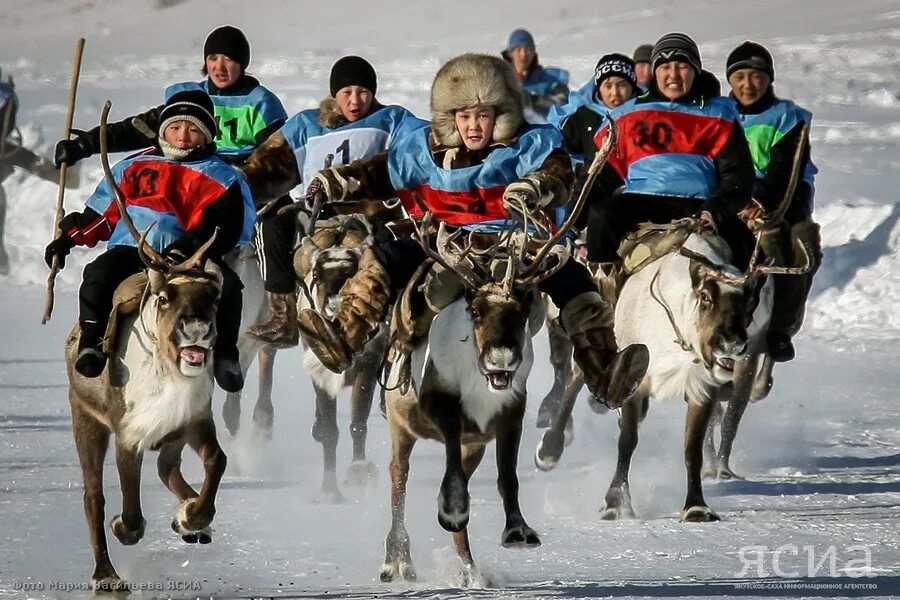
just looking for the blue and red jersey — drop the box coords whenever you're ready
[71,151,254,252]
[594,96,742,200]
[386,122,564,227]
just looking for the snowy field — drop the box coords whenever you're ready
[0,0,899,598]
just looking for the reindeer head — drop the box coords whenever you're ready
[414,219,569,393]
[688,259,754,378]
[297,217,371,318]
[146,261,223,378]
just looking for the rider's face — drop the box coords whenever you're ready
[656,61,696,101]
[454,106,497,152]
[728,68,771,108]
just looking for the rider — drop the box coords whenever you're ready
[726,40,821,362]
[240,55,417,348]
[295,53,648,402]
[43,90,255,391]
[584,32,757,269]
[502,29,569,120]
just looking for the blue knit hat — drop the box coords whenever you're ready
[507,29,536,51]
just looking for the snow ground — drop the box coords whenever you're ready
[0,0,898,598]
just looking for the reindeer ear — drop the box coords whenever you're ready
[148,270,167,294]
[689,259,708,291]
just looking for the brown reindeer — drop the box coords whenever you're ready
[380,220,556,584]
[67,106,228,591]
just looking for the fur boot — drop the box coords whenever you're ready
[246,291,299,348]
[560,291,649,409]
[298,248,391,373]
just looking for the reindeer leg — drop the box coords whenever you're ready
[345,361,378,487]
[751,354,775,401]
[600,393,645,520]
[432,393,469,533]
[536,318,572,428]
[453,443,488,586]
[222,390,242,438]
[702,399,725,479]
[380,414,417,582]
[497,414,540,548]
[681,397,721,522]
[535,366,581,471]
[110,441,146,546]
[173,417,227,543]
[252,346,276,439]
[71,403,122,591]
[157,440,197,502]
[312,383,344,503]
[715,354,758,480]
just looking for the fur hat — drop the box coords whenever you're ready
[430,53,524,147]
[330,56,377,97]
[726,41,775,81]
[159,89,217,144]
[595,53,637,89]
[651,32,702,74]
[204,25,250,69]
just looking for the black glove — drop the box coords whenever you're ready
[54,129,94,168]
[44,235,76,269]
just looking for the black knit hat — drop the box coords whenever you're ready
[329,56,377,97]
[726,41,775,81]
[594,53,637,89]
[159,89,217,144]
[651,32,702,74]
[632,44,653,64]
[204,25,250,69]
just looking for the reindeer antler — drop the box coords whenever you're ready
[410,210,482,290]
[100,100,220,275]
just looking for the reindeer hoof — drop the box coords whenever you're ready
[599,504,636,520]
[380,560,417,582]
[680,505,721,522]
[110,514,146,546]
[173,498,214,536]
[705,465,743,481]
[314,485,346,505]
[345,460,379,487]
[534,433,563,472]
[171,519,213,544]
[501,523,541,548]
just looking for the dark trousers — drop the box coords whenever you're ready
[258,195,299,294]
[373,238,596,310]
[768,201,822,337]
[586,193,756,270]
[78,246,243,359]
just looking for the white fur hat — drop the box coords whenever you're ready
[430,53,524,147]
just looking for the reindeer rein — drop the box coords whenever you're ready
[649,269,700,364]
[138,281,158,345]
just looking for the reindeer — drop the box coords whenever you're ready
[380,131,619,583]
[66,105,228,591]
[296,215,386,501]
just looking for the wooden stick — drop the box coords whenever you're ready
[42,37,86,325]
